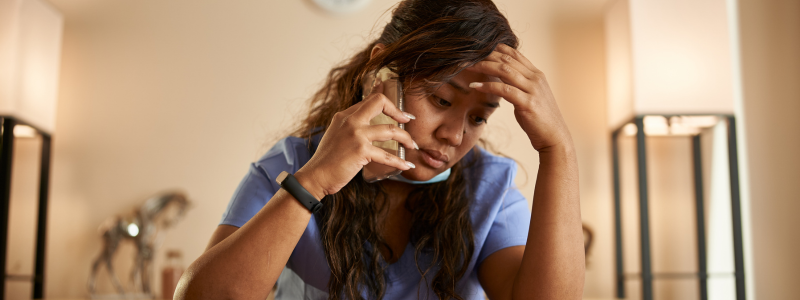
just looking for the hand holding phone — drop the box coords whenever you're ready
[362,67,406,182]
[293,67,415,199]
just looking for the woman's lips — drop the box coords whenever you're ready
[419,149,448,169]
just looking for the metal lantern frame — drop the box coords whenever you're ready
[0,116,52,298]
[611,114,746,300]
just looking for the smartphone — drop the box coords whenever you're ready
[362,67,405,183]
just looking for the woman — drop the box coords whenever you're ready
[176,0,584,299]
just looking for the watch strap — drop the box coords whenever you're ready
[276,171,323,213]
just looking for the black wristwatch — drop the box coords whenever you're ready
[276,171,323,213]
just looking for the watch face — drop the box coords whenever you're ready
[311,0,372,15]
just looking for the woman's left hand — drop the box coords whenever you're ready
[467,44,572,152]
[470,44,584,300]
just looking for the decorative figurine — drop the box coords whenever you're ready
[88,191,191,298]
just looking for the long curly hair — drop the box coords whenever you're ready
[291,1,518,299]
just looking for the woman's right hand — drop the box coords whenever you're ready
[179,93,414,299]
[295,79,418,200]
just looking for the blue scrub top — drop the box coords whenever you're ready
[220,135,532,299]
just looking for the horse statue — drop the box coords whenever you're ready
[88,191,191,297]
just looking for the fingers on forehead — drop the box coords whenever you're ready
[486,50,518,65]
[484,48,528,74]
[496,43,525,59]
[494,44,540,73]
[495,43,516,55]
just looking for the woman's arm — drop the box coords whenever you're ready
[175,172,323,300]
[204,225,238,252]
[471,44,584,300]
[515,143,583,299]
[478,146,583,300]
[175,81,418,300]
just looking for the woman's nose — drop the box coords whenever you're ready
[435,118,466,147]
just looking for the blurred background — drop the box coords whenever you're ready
[1,0,797,299]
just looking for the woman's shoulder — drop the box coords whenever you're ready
[254,135,322,172]
[464,147,519,186]
[474,147,517,167]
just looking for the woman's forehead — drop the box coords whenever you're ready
[405,68,501,102]
[447,70,501,103]
[452,68,500,85]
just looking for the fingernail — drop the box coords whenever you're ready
[469,82,483,88]
[403,112,416,120]
[406,161,416,169]
[413,141,419,150]
[458,62,471,68]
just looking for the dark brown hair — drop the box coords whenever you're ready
[292,1,518,299]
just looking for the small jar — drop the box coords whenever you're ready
[161,250,183,299]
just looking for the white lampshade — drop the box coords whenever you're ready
[0,0,63,134]
[605,0,736,130]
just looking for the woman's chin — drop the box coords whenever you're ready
[400,168,439,182]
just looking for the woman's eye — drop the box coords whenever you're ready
[473,116,488,125]
[434,96,451,107]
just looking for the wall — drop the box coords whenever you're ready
[3,0,614,298]
[549,4,613,296]
[738,0,800,298]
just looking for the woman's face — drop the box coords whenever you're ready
[399,69,501,181]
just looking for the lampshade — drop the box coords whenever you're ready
[605,0,737,130]
[0,0,63,134]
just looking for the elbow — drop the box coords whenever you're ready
[172,272,191,300]
[173,267,204,300]
[173,263,238,300]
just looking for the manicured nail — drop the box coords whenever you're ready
[406,161,416,169]
[413,141,419,150]
[469,82,483,88]
[403,112,416,120]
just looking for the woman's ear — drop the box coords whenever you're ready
[370,43,386,60]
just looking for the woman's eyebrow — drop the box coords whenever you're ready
[447,81,499,108]
[484,102,500,108]
[447,81,470,95]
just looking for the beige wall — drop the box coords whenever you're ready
[738,0,800,298]
[549,6,613,297]
[3,0,616,298]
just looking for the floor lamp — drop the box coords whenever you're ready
[605,0,746,299]
[0,0,63,298]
